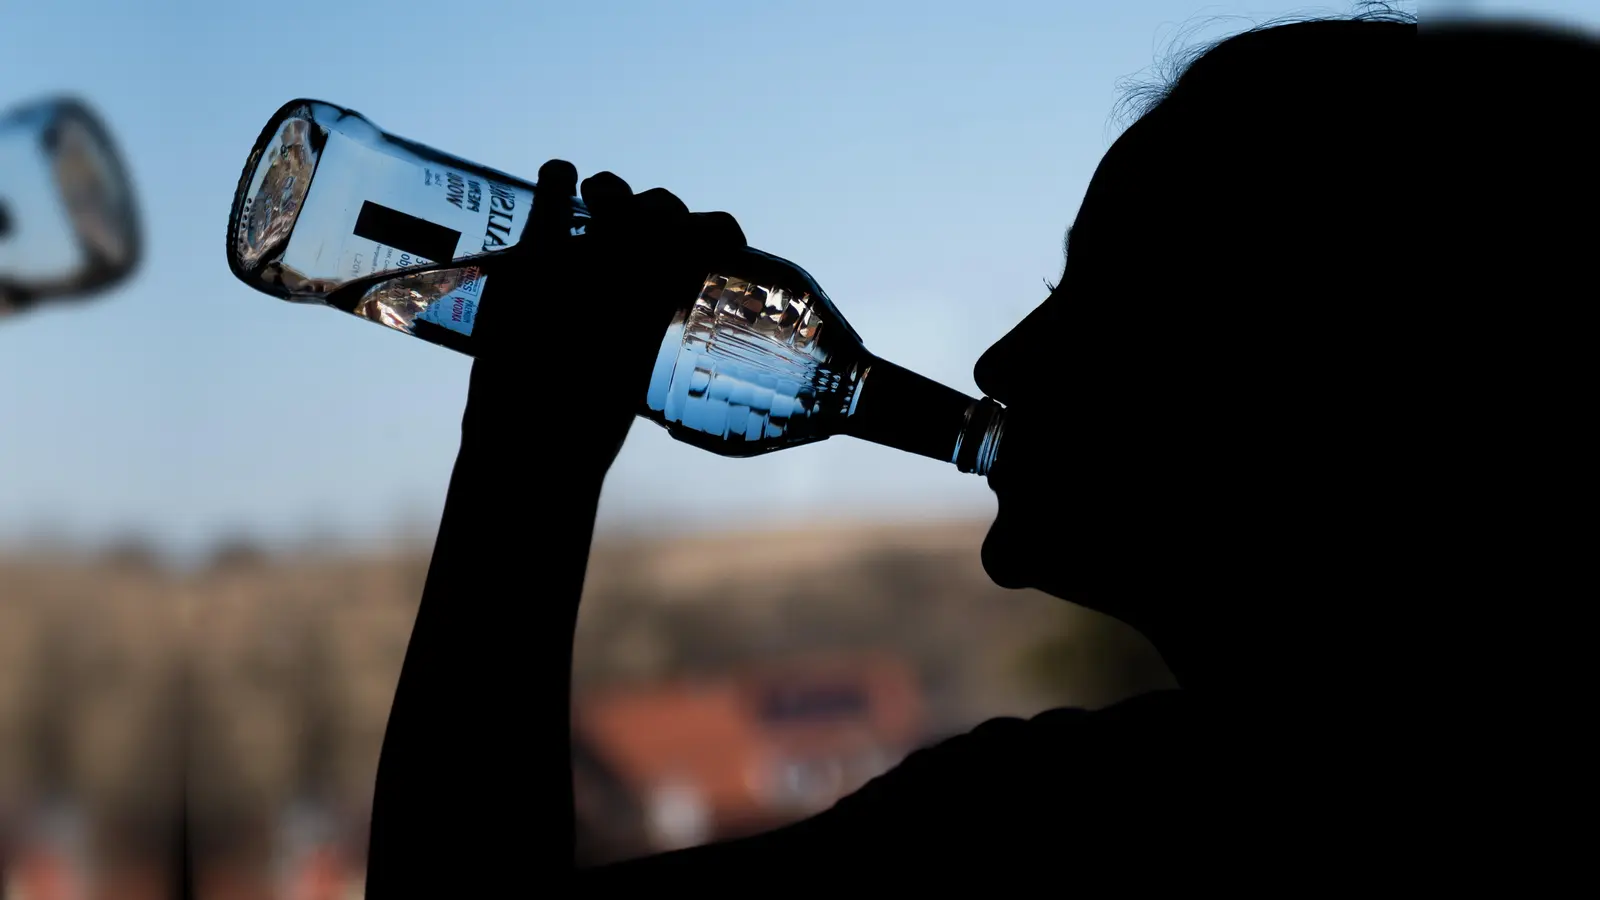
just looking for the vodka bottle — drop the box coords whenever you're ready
[226,99,579,356]
[0,96,141,317]
[226,99,1005,475]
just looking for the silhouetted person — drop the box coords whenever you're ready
[364,10,1593,890]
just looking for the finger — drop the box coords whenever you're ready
[527,160,581,241]
[688,211,747,249]
[632,187,692,222]
[580,172,635,221]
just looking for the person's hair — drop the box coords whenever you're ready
[1112,2,1418,128]
[1034,6,1418,301]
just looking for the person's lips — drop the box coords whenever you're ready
[985,406,1027,494]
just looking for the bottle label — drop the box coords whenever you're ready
[415,266,486,336]
[279,126,532,288]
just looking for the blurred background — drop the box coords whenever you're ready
[0,0,1571,896]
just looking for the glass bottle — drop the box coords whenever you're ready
[226,99,582,355]
[226,99,1005,476]
[0,96,142,317]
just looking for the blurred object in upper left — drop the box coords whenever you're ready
[0,95,141,320]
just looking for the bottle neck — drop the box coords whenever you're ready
[841,357,1006,476]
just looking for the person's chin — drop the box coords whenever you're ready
[981,508,1038,591]
[984,498,1104,603]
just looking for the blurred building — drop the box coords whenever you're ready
[575,654,922,864]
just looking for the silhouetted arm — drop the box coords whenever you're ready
[365,164,759,894]
[365,392,608,896]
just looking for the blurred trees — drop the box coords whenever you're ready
[1,519,1178,881]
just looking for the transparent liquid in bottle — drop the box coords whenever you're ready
[228,100,581,353]
[226,100,1003,474]
[0,97,140,313]
[0,112,84,290]
[645,260,865,456]
[642,248,1005,474]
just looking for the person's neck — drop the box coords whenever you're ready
[1141,615,1287,701]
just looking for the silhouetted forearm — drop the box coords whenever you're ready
[366,431,603,896]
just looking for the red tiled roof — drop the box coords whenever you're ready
[575,655,923,826]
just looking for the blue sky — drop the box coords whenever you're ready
[0,0,1559,560]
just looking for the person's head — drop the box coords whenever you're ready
[974,11,1419,692]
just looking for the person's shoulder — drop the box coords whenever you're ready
[578,690,1207,880]
[961,689,1200,771]
[803,690,1199,856]
[939,688,1195,746]
[1028,687,1197,735]
[837,689,1196,804]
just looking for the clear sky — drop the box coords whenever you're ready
[0,0,1564,562]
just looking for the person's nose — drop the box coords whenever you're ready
[973,341,1010,404]
[974,321,1037,405]
[974,294,1059,405]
